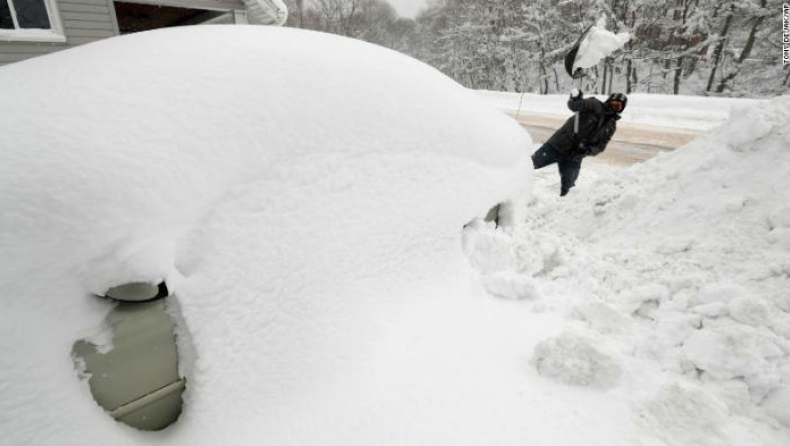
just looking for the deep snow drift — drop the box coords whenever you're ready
[465,94,790,443]
[0,26,536,445]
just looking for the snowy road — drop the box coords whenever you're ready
[506,111,702,165]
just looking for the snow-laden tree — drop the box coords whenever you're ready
[280,0,788,97]
[704,0,785,96]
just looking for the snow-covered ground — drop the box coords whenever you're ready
[1,25,789,446]
[477,90,769,131]
[465,92,790,444]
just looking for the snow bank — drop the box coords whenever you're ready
[0,26,533,445]
[465,94,790,442]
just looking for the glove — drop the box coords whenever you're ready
[570,89,583,100]
[571,142,592,161]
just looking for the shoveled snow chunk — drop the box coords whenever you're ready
[481,271,537,300]
[573,22,630,71]
[532,332,622,388]
[762,387,790,428]
[681,325,783,399]
[637,382,729,446]
[728,297,772,327]
[570,301,632,334]
[769,207,790,229]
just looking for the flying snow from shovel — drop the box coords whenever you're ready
[573,17,631,72]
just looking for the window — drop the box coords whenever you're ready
[72,282,188,431]
[0,0,64,42]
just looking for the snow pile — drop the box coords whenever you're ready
[465,94,790,442]
[0,26,533,445]
[572,18,631,72]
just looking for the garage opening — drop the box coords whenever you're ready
[114,2,233,34]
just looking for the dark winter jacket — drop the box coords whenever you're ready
[546,97,621,158]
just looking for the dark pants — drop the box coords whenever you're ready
[531,143,581,197]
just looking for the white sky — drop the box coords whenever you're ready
[388,0,428,18]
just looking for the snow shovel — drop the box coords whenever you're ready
[518,25,592,122]
[564,24,594,79]
[564,25,594,139]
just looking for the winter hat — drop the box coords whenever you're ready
[606,92,627,111]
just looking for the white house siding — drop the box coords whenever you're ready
[0,0,118,67]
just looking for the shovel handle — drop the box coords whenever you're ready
[572,77,582,136]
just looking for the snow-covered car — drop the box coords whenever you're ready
[0,26,529,444]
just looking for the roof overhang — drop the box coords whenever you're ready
[114,0,287,25]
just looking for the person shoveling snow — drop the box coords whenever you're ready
[530,16,631,197]
[531,90,626,196]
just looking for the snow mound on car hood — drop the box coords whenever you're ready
[0,26,530,445]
